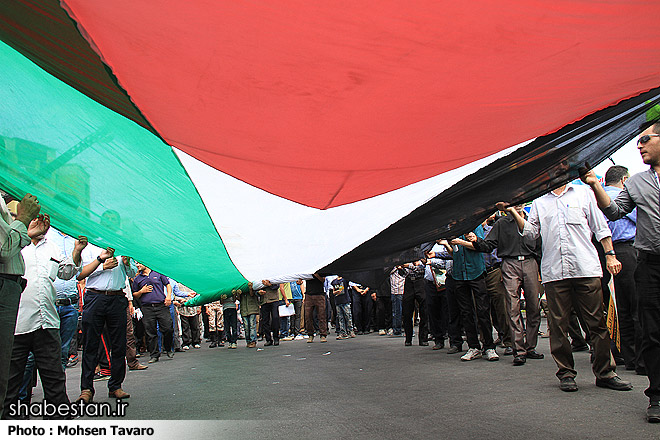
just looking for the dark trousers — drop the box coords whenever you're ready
[376,295,392,330]
[290,299,302,336]
[403,278,428,343]
[544,277,616,380]
[425,281,448,343]
[635,253,660,402]
[223,308,238,344]
[352,290,373,333]
[142,303,173,359]
[445,276,464,348]
[328,293,337,328]
[97,326,111,372]
[0,278,22,419]
[2,328,69,419]
[304,295,327,337]
[612,242,642,370]
[455,275,494,350]
[125,306,140,369]
[260,301,280,342]
[180,314,201,346]
[80,292,127,393]
[133,313,145,350]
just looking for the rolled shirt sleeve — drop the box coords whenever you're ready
[0,219,30,261]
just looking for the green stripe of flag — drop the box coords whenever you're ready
[0,40,247,300]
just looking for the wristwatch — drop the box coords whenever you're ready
[604,250,616,256]
[97,256,107,263]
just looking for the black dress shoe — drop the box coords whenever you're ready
[595,375,633,391]
[273,340,279,346]
[404,341,412,346]
[526,350,544,360]
[513,355,526,366]
[559,377,578,392]
[264,340,273,346]
[648,402,660,423]
[572,344,589,352]
[419,341,429,346]
[503,347,514,356]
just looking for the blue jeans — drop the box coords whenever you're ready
[336,303,353,336]
[391,294,403,334]
[58,305,79,369]
[243,314,257,343]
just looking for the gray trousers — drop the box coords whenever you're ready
[0,278,22,419]
[501,258,542,355]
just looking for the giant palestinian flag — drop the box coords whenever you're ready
[2,1,660,303]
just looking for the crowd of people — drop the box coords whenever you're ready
[2,122,660,424]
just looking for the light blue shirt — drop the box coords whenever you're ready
[289,281,303,299]
[604,185,637,243]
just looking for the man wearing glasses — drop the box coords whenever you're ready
[582,120,660,423]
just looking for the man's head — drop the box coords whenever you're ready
[637,121,660,167]
[604,165,629,187]
[136,262,147,273]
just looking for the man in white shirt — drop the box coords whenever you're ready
[505,183,632,392]
[76,244,135,402]
[0,193,40,418]
[1,214,85,418]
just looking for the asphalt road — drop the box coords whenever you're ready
[36,320,659,439]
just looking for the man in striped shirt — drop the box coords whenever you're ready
[0,192,40,418]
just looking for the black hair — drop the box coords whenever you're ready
[604,165,629,185]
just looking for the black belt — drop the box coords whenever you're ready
[503,255,533,261]
[638,250,660,264]
[55,297,77,306]
[0,273,23,283]
[486,262,501,272]
[87,288,124,296]
[0,273,27,291]
[613,240,634,245]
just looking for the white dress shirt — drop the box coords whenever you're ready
[522,184,611,284]
[15,237,81,335]
[81,243,136,291]
[0,197,30,275]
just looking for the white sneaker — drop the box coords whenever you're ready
[282,336,294,341]
[378,329,386,336]
[484,348,499,361]
[193,344,201,349]
[294,334,305,340]
[461,348,482,361]
[182,345,190,351]
[387,329,394,336]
